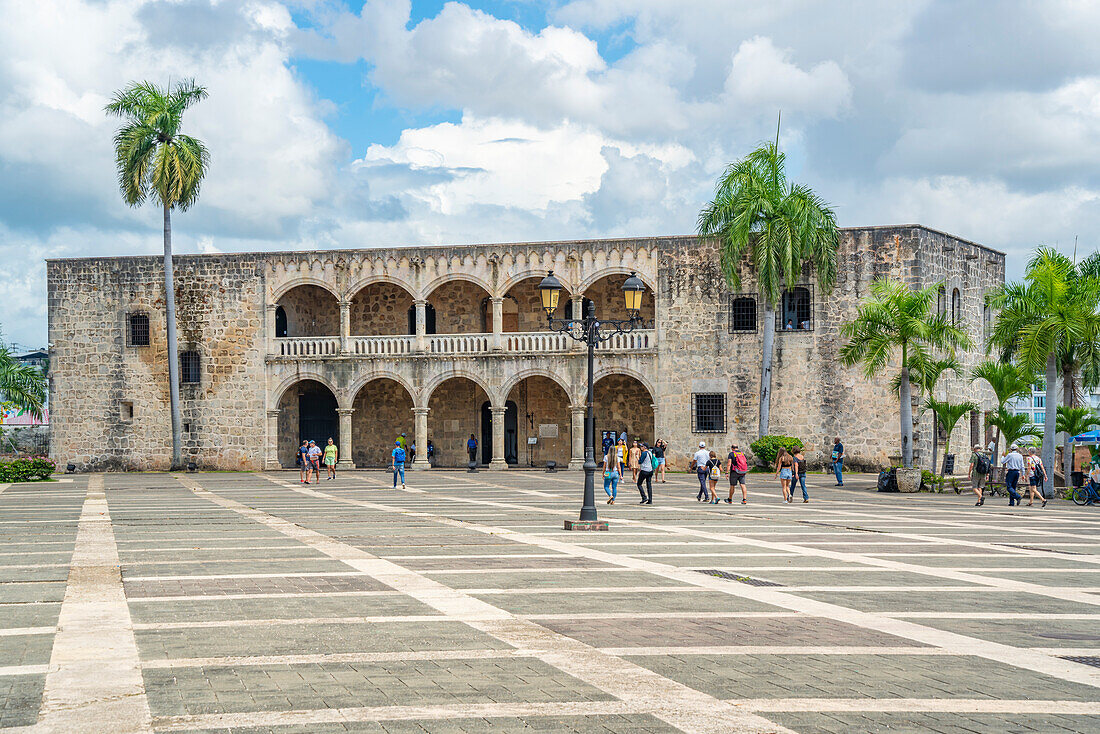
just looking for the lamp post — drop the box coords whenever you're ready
[538,270,647,529]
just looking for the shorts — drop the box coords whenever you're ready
[1029,476,1041,486]
[971,473,987,489]
[730,471,746,485]
[324,457,336,467]
[779,467,793,480]
[656,458,665,466]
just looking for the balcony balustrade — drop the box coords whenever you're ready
[272,329,655,358]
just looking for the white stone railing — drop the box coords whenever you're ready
[276,336,340,357]
[429,334,491,354]
[351,335,414,356]
[595,329,655,350]
[505,331,572,352]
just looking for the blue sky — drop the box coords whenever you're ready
[1,0,1100,348]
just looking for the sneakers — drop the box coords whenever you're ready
[803,499,809,503]
[741,499,747,504]
[724,499,733,504]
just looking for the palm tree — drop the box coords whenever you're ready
[0,345,47,420]
[698,138,838,438]
[987,409,1041,451]
[970,360,1034,466]
[840,279,972,468]
[906,355,961,474]
[988,248,1100,485]
[925,397,979,474]
[1056,406,1099,479]
[105,80,210,469]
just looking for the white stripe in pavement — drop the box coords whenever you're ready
[0,627,54,636]
[127,590,404,603]
[123,571,366,581]
[37,474,152,733]
[0,664,48,677]
[738,698,1100,714]
[271,478,1100,690]
[182,474,797,734]
[131,614,445,630]
[599,645,949,656]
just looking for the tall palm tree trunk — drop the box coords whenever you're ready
[163,202,182,469]
[758,301,775,437]
[1042,353,1057,486]
[1063,367,1075,487]
[900,364,914,468]
[931,413,939,475]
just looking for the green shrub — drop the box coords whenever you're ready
[749,435,804,466]
[0,456,56,482]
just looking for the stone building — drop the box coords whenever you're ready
[47,225,1004,473]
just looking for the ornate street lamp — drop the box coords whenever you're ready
[537,270,647,529]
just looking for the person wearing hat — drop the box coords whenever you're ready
[967,444,991,506]
[636,441,655,504]
[726,443,749,504]
[692,442,711,501]
[391,440,407,489]
[396,433,407,452]
[1001,444,1025,506]
[307,440,322,483]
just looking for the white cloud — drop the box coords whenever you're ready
[723,36,851,118]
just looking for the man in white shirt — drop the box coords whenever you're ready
[1001,445,1025,506]
[692,442,711,501]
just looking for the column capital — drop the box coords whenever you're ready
[338,299,351,308]
[490,405,508,415]
[570,405,587,414]
[266,409,281,418]
[414,299,428,307]
[265,303,278,311]
[411,406,430,416]
[491,296,504,304]
[336,408,355,417]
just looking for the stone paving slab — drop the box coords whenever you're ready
[0,601,61,629]
[789,589,1098,614]
[124,574,394,599]
[469,589,784,615]
[428,570,693,590]
[128,595,443,625]
[0,632,55,665]
[0,580,67,603]
[170,714,683,733]
[0,673,45,728]
[909,618,1100,648]
[765,711,1100,734]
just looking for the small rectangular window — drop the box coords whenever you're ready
[691,393,726,433]
[127,313,150,346]
[728,295,758,332]
[778,286,813,331]
[1034,412,1045,425]
[180,351,201,384]
[1033,395,1044,408]
[119,401,133,423]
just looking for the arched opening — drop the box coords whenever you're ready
[481,295,520,333]
[498,278,572,332]
[350,282,415,336]
[594,374,654,449]
[274,306,287,337]
[277,379,338,467]
[426,280,493,334]
[427,377,490,467]
[504,376,572,467]
[481,400,518,464]
[583,273,655,324]
[351,379,414,467]
[937,285,947,317]
[951,288,961,326]
[983,304,991,346]
[407,303,437,335]
[276,285,339,337]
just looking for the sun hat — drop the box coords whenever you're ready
[699,442,705,448]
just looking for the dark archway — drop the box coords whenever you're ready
[276,379,338,466]
[480,400,518,464]
[352,378,415,467]
[276,285,340,337]
[427,377,490,466]
[504,375,572,467]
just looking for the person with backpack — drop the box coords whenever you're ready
[1026,447,1047,507]
[391,440,407,489]
[636,442,655,504]
[831,437,845,486]
[726,443,749,504]
[705,450,722,504]
[775,447,795,503]
[792,446,809,503]
[603,440,622,504]
[297,440,311,484]
[968,444,990,506]
[307,440,322,483]
[692,443,711,501]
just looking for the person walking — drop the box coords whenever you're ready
[636,442,655,504]
[603,441,622,504]
[1026,447,1047,507]
[705,450,722,504]
[466,434,478,465]
[397,432,408,452]
[297,440,311,484]
[692,442,711,501]
[776,447,795,503]
[653,440,667,482]
[602,431,613,457]
[725,443,749,504]
[391,440,407,489]
[968,444,990,506]
[323,438,338,480]
[307,440,322,483]
[792,446,809,503]
[1002,444,1025,506]
[628,440,641,482]
[831,437,845,486]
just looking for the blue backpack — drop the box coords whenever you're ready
[393,447,406,464]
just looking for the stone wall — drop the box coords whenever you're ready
[499,278,555,332]
[277,284,339,336]
[427,377,488,467]
[504,376,572,466]
[350,283,413,336]
[595,375,655,448]
[585,273,656,323]
[351,379,414,466]
[48,254,266,471]
[428,280,491,334]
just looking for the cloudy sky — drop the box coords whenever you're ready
[2,0,1099,349]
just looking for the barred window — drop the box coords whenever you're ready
[778,286,813,331]
[127,313,150,346]
[728,295,757,332]
[691,393,726,433]
[180,351,201,384]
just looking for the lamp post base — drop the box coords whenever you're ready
[564,519,608,531]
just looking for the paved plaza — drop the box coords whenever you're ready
[2,470,1100,733]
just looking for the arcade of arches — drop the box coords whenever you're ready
[274,373,655,469]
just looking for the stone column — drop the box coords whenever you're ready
[569,405,586,470]
[336,408,354,467]
[489,406,508,470]
[265,409,281,470]
[412,407,431,470]
[571,295,583,321]
[414,300,427,352]
[338,300,351,354]
[265,304,277,355]
[491,297,504,350]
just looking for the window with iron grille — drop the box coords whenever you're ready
[180,351,201,384]
[777,286,813,331]
[728,295,757,332]
[127,312,150,346]
[691,393,726,433]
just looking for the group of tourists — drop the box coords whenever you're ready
[967,443,1048,507]
[601,434,667,504]
[296,438,339,484]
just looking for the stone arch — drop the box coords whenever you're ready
[593,372,656,448]
[581,271,656,323]
[273,371,345,410]
[351,377,416,467]
[421,370,498,409]
[424,277,494,334]
[577,267,656,294]
[426,376,492,467]
[500,368,575,406]
[499,269,577,297]
[275,284,340,337]
[421,273,495,301]
[499,276,574,332]
[271,277,341,303]
[503,374,573,468]
[275,378,340,467]
[347,370,418,406]
[592,367,656,405]
[348,279,417,336]
[344,274,417,303]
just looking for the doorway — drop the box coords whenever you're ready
[480,401,518,464]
